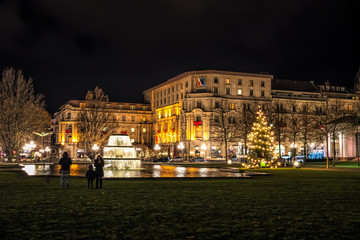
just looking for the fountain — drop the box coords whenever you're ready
[103,134,141,169]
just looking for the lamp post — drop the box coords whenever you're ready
[177,142,184,158]
[201,144,207,159]
[154,144,161,158]
[290,143,297,162]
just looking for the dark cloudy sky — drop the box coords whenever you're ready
[0,0,359,114]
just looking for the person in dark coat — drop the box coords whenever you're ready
[58,152,72,189]
[94,155,104,188]
[86,165,96,189]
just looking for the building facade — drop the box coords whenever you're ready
[53,100,153,159]
[52,70,360,161]
[144,70,359,160]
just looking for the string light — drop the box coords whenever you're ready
[246,107,278,168]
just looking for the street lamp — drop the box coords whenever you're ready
[201,144,207,158]
[45,146,50,160]
[177,142,184,157]
[154,144,161,157]
[290,143,297,162]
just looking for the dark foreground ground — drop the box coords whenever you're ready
[1,168,360,240]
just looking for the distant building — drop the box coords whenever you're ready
[52,100,152,159]
[144,70,359,160]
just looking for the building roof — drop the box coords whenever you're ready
[144,70,274,93]
[272,79,319,93]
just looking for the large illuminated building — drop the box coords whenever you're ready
[144,70,274,158]
[144,70,359,160]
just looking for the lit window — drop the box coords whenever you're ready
[118,104,124,109]
[159,113,161,119]
[165,111,168,117]
[249,80,254,86]
[229,103,235,109]
[226,78,230,84]
[130,105,136,110]
[131,128,135,133]
[143,128,146,133]
[131,139,134,143]
[237,89,242,95]
[80,103,85,108]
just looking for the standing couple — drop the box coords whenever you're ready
[86,155,104,189]
[58,152,104,189]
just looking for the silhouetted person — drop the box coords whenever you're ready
[86,165,96,189]
[94,155,104,188]
[58,152,72,189]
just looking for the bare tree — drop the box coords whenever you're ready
[210,101,237,163]
[235,102,257,156]
[316,98,350,168]
[0,68,50,161]
[271,100,287,157]
[76,87,116,160]
[298,103,318,162]
[283,101,302,160]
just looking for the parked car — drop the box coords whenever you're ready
[153,156,170,163]
[192,157,206,162]
[170,157,183,162]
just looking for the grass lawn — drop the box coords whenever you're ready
[1,169,360,239]
[304,161,360,168]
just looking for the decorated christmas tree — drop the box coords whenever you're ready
[247,107,277,167]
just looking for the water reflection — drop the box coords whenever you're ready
[22,163,247,178]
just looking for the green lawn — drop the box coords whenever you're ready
[304,161,360,168]
[1,169,360,239]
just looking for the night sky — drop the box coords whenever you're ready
[0,0,359,114]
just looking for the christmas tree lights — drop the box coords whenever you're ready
[246,107,278,168]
